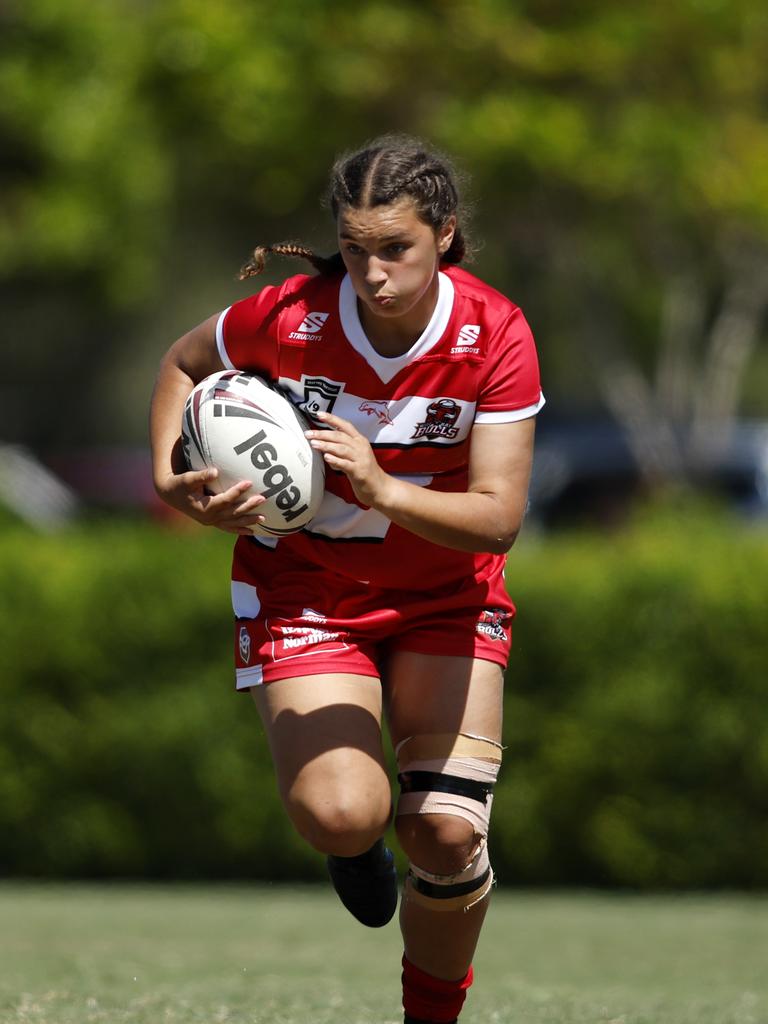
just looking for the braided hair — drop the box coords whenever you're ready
[239,135,469,279]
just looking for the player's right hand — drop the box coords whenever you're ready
[155,468,267,535]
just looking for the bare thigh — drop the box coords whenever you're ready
[385,651,503,748]
[251,674,393,855]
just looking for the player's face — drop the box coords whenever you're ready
[337,198,455,331]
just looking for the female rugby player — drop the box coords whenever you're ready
[150,135,544,1024]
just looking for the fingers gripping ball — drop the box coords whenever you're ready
[182,371,325,536]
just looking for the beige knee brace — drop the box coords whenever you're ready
[396,732,502,912]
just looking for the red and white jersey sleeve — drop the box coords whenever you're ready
[213,265,544,591]
[215,282,284,379]
[475,307,544,423]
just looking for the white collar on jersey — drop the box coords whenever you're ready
[338,271,455,384]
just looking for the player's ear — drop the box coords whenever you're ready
[437,216,456,256]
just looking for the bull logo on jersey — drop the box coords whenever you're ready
[358,400,393,426]
[476,609,509,643]
[238,624,252,664]
[299,375,344,418]
[412,398,462,440]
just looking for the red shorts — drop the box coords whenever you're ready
[230,538,515,687]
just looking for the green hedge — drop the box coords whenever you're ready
[1,506,766,886]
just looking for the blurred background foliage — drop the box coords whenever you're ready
[1,503,766,886]
[1,1,767,885]
[1,0,767,456]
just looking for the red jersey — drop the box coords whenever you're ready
[217,265,544,591]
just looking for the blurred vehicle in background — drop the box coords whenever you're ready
[528,417,768,528]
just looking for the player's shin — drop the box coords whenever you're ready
[399,840,493,982]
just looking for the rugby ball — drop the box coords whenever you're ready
[181,370,325,536]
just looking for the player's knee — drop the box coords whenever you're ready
[394,731,502,903]
[396,812,478,876]
[287,790,391,857]
[393,731,501,860]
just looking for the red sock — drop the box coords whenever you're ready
[401,955,474,1023]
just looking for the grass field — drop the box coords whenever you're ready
[0,885,765,1024]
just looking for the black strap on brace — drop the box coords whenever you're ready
[397,770,494,804]
[411,867,492,900]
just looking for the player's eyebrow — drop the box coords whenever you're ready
[339,231,412,242]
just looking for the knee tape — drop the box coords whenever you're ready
[395,731,502,836]
[396,732,502,912]
[405,838,493,912]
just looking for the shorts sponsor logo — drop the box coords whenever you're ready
[281,625,343,649]
[267,611,349,661]
[239,624,251,664]
[412,398,462,440]
[300,375,344,417]
[476,608,509,643]
[289,311,329,341]
[358,399,394,426]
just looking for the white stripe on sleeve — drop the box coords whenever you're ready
[216,307,236,370]
[474,394,546,424]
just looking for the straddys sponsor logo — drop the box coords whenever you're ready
[289,311,329,341]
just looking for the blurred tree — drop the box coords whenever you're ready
[1,0,766,460]
[0,0,171,447]
[0,0,169,300]
[423,0,768,479]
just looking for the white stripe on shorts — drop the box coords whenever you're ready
[231,581,261,618]
[236,664,264,689]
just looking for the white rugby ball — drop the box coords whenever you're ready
[181,370,325,536]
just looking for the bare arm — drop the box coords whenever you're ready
[149,315,267,533]
[306,413,536,554]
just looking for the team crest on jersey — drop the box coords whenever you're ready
[358,400,393,426]
[412,398,462,440]
[238,624,251,664]
[299,375,344,418]
[476,609,509,643]
[289,311,329,341]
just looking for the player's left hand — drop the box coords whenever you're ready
[305,411,392,508]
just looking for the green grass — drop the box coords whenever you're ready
[0,885,766,1023]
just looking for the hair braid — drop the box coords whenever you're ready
[238,242,344,280]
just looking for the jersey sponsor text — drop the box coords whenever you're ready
[289,311,329,340]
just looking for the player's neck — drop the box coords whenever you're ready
[359,316,421,357]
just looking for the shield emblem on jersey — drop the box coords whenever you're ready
[299,375,345,418]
